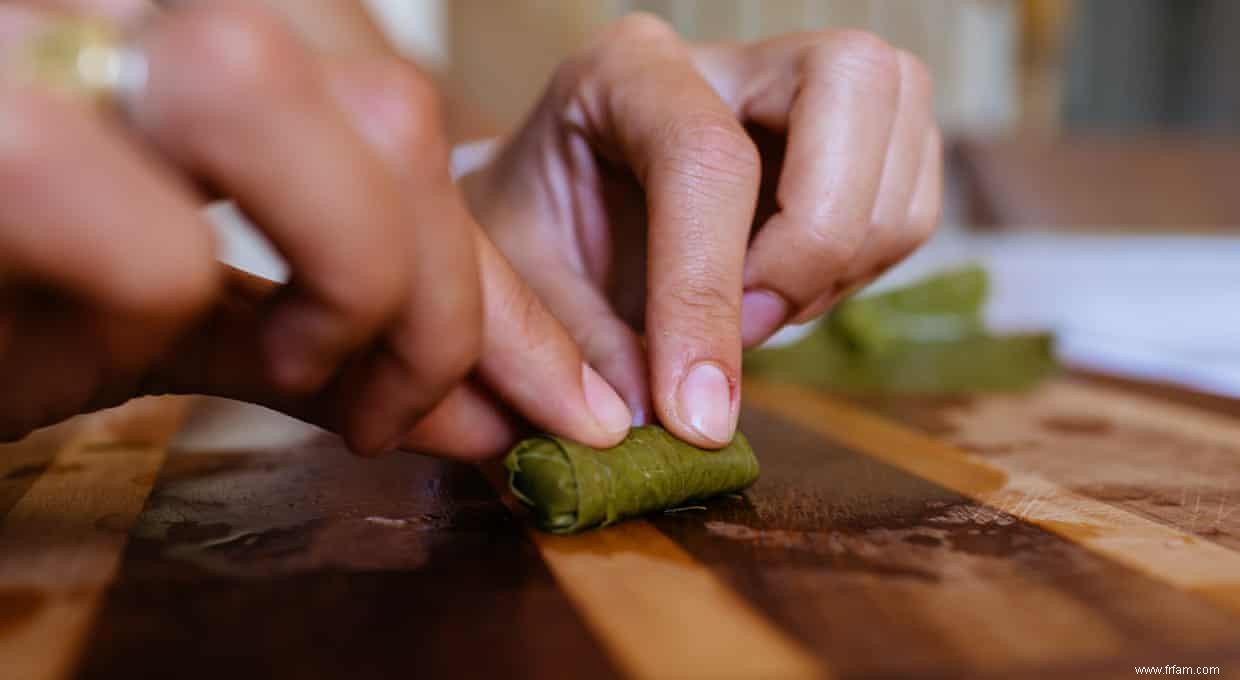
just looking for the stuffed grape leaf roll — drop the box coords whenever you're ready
[505,426,759,534]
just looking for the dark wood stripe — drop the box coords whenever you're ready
[74,436,618,680]
[651,408,1240,679]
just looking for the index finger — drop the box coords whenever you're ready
[569,14,759,448]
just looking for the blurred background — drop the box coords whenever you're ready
[244,1,1240,398]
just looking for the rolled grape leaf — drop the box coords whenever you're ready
[745,329,1055,394]
[829,266,988,355]
[745,266,1058,394]
[505,426,759,534]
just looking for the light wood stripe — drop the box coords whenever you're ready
[1010,378,1240,450]
[485,468,825,680]
[0,397,190,680]
[745,380,1240,615]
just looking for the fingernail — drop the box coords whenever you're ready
[677,362,735,445]
[740,289,790,348]
[582,363,632,436]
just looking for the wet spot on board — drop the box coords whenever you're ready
[0,588,47,639]
[197,521,322,562]
[1040,414,1114,436]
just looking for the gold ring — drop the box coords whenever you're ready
[16,18,146,108]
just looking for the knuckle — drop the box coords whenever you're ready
[804,221,869,274]
[166,4,312,113]
[368,60,446,154]
[317,256,405,333]
[809,30,900,96]
[663,276,740,333]
[606,12,677,43]
[660,114,760,188]
[578,12,678,89]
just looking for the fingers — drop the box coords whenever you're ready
[131,1,411,396]
[846,50,934,280]
[738,31,901,329]
[401,382,517,461]
[568,14,758,447]
[322,58,483,454]
[471,234,631,450]
[521,266,651,427]
[0,84,217,370]
[116,1,489,455]
[906,126,944,246]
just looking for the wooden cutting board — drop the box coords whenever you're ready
[4,376,1240,679]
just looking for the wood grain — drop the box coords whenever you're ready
[0,397,190,680]
[864,377,1240,553]
[76,414,618,680]
[746,380,1240,616]
[505,504,825,680]
[650,403,1240,678]
[7,377,1240,678]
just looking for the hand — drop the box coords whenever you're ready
[0,1,633,458]
[461,14,943,448]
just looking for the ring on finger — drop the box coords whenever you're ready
[15,17,147,111]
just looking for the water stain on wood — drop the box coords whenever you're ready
[78,446,620,680]
[0,588,47,639]
[651,407,1240,677]
[1040,414,1114,436]
[164,521,233,545]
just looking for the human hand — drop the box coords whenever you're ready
[461,14,942,448]
[0,1,633,458]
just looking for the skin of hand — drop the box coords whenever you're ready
[460,14,943,449]
[0,0,634,457]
